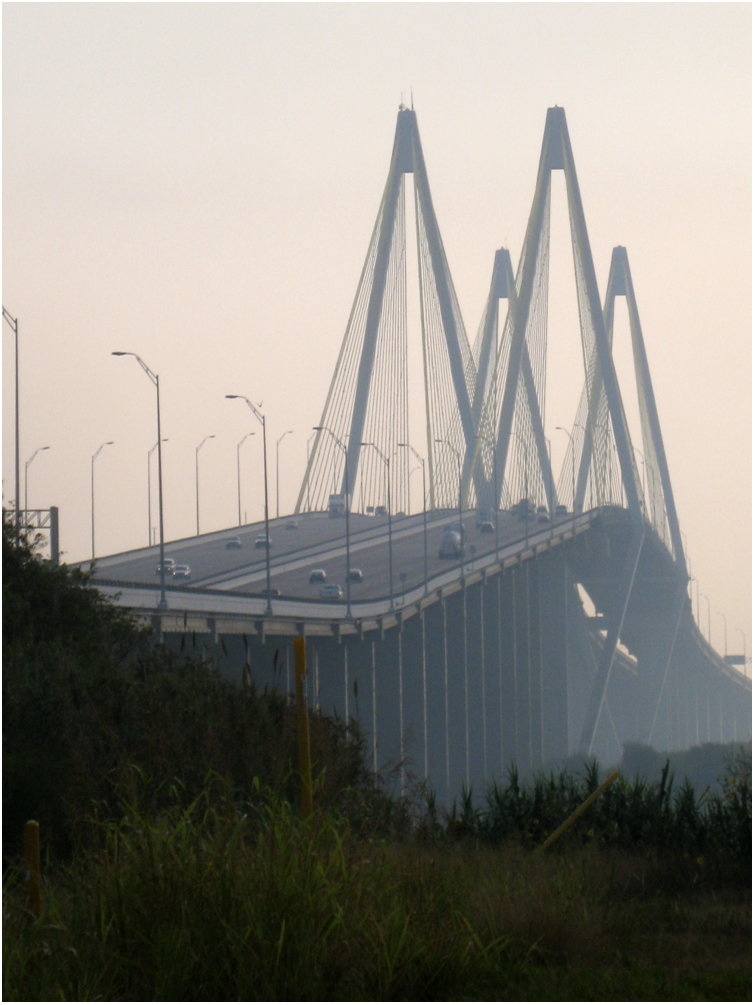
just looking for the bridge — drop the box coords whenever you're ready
[88,105,751,801]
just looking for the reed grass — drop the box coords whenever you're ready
[3,775,751,1001]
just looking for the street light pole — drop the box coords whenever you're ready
[317,427,352,617]
[717,611,728,658]
[91,441,114,562]
[2,308,20,544]
[399,443,427,596]
[24,446,50,524]
[227,395,272,615]
[237,433,254,526]
[514,430,530,550]
[556,426,574,513]
[362,442,393,610]
[700,593,711,644]
[195,435,215,536]
[276,430,293,520]
[436,439,463,579]
[148,439,168,546]
[306,432,316,513]
[736,628,747,677]
[112,352,168,611]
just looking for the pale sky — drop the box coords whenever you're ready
[3,3,751,662]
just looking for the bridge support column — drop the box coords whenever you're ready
[443,596,450,806]
[421,608,428,780]
[480,579,488,781]
[537,550,569,765]
[463,584,470,787]
[398,622,404,796]
[371,641,377,777]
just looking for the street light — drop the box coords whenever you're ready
[276,430,293,520]
[3,307,20,544]
[398,443,427,596]
[316,426,352,617]
[237,433,255,526]
[91,441,114,562]
[24,446,50,524]
[361,441,394,610]
[717,611,728,658]
[700,593,711,644]
[556,426,574,513]
[148,439,168,546]
[736,628,747,678]
[435,438,463,581]
[633,446,646,516]
[475,429,499,559]
[112,352,167,611]
[227,395,272,614]
[195,435,215,536]
[306,432,316,513]
[513,430,530,549]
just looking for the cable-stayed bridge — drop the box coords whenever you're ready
[89,106,751,800]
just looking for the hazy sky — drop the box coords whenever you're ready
[3,4,751,661]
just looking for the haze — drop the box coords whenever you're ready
[2,4,751,663]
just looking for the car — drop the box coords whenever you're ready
[259,587,281,598]
[347,568,363,583]
[538,512,550,524]
[225,536,243,550]
[512,498,535,520]
[286,519,299,530]
[172,563,191,580]
[555,504,568,517]
[479,521,495,534]
[321,583,343,600]
[155,557,176,574]
[439,528,462,558]
[374,505,388,517]
[255,532,271,549]
[476,507,494,527]
[309,568,327,584]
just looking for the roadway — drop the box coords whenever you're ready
[88,506,576,603]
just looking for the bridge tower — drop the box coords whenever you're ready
[295,106,479,517]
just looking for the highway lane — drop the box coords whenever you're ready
[90,506,575,603]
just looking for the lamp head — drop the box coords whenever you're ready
[111,352,127,357]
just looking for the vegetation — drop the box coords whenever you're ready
[3,515,751,999]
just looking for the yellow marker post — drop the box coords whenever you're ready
[294,638,313,820]
[24,820,41,919]
[536,770,619,854]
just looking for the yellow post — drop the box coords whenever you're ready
[294,637,313,819]
[24,820,41,919]
[536,770,619,854]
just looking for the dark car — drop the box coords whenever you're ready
[225,536,243,550]
[309,568,327,584]
[479,521,495,534]
[347,568,363,583]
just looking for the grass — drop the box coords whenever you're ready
[3,778,751,1001]
[2,514,751,999]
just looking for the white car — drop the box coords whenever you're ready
[225,537,243,550]
[320,583,343,600]
[172,564,191,580]
[255,532,271,549]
